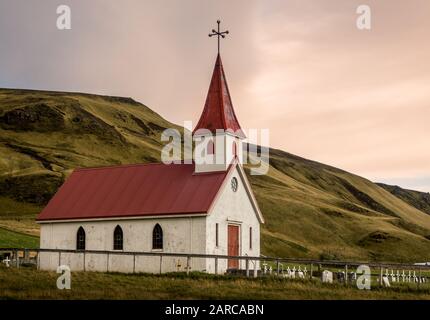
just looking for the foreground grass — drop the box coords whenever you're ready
[0,266,429,300]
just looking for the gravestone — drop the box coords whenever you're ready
[350,272,357,283]
[322,270,333,284]
[336,271,345,283]
[382,276,391,287]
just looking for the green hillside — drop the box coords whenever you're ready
[377,183,430,215]
[1,88,430,262]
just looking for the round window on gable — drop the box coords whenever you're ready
[231,177,238,192]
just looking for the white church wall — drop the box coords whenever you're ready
[39,216,207,273]
[205,166,261,274]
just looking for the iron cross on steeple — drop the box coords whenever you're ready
[209,20,229,54]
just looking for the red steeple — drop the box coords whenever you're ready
[193,54,246,138]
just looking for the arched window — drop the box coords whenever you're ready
[207,140,215,155]
[113,225,123,250]
[76,227,86,250]
[152,224,163,249]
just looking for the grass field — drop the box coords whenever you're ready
[0,265,429,300]
[0,228,38,248]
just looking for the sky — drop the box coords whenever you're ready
[0,0,429,192]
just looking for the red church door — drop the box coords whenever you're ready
[228,225,240,269]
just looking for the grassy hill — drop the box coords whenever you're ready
[1,88,430,262]
[377,183,430,215]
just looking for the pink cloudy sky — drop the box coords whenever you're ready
[0,0,429,191]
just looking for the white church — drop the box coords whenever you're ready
[37,52,264,274]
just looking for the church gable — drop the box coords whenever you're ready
[207,163,264,224]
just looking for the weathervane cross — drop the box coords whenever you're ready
[209,20,229,54]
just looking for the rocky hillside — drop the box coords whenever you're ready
[1,88,430,262]
[377,183,430,215]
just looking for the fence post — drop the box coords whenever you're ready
[37,251,40,270]
[186,256,191,275]
[276,260,280,276]
[159,255,163,274]
[15,250,19,268]
[418,268,421,289]
[215,257,218,275]
[345,264,348,285]
[246,258,250,277]
[58,251,61,267]
[254,259,258,278]
[379,266,383,286]
[133,254,136,273]
[83,252,86,271]
[310,263,313,279]
[107,252,110,272]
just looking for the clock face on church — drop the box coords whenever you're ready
[231,177,238,192]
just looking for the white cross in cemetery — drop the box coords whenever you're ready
[401,270,406,282]
[396,270,401,282]
[297,266,305,279]
[2,256,11,267]
[407,271,412,282]
[284,266,296,279]
[262,263,268,274]
[390,270,396,282]
[283,266,290,278]
[287,266,292,278]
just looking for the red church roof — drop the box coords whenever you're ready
[37,163,232,221]
[193,54,246,138]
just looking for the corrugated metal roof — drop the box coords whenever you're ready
[37,163,231,221]
[193,54,246,138]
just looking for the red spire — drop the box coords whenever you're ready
[193,54,246,138]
